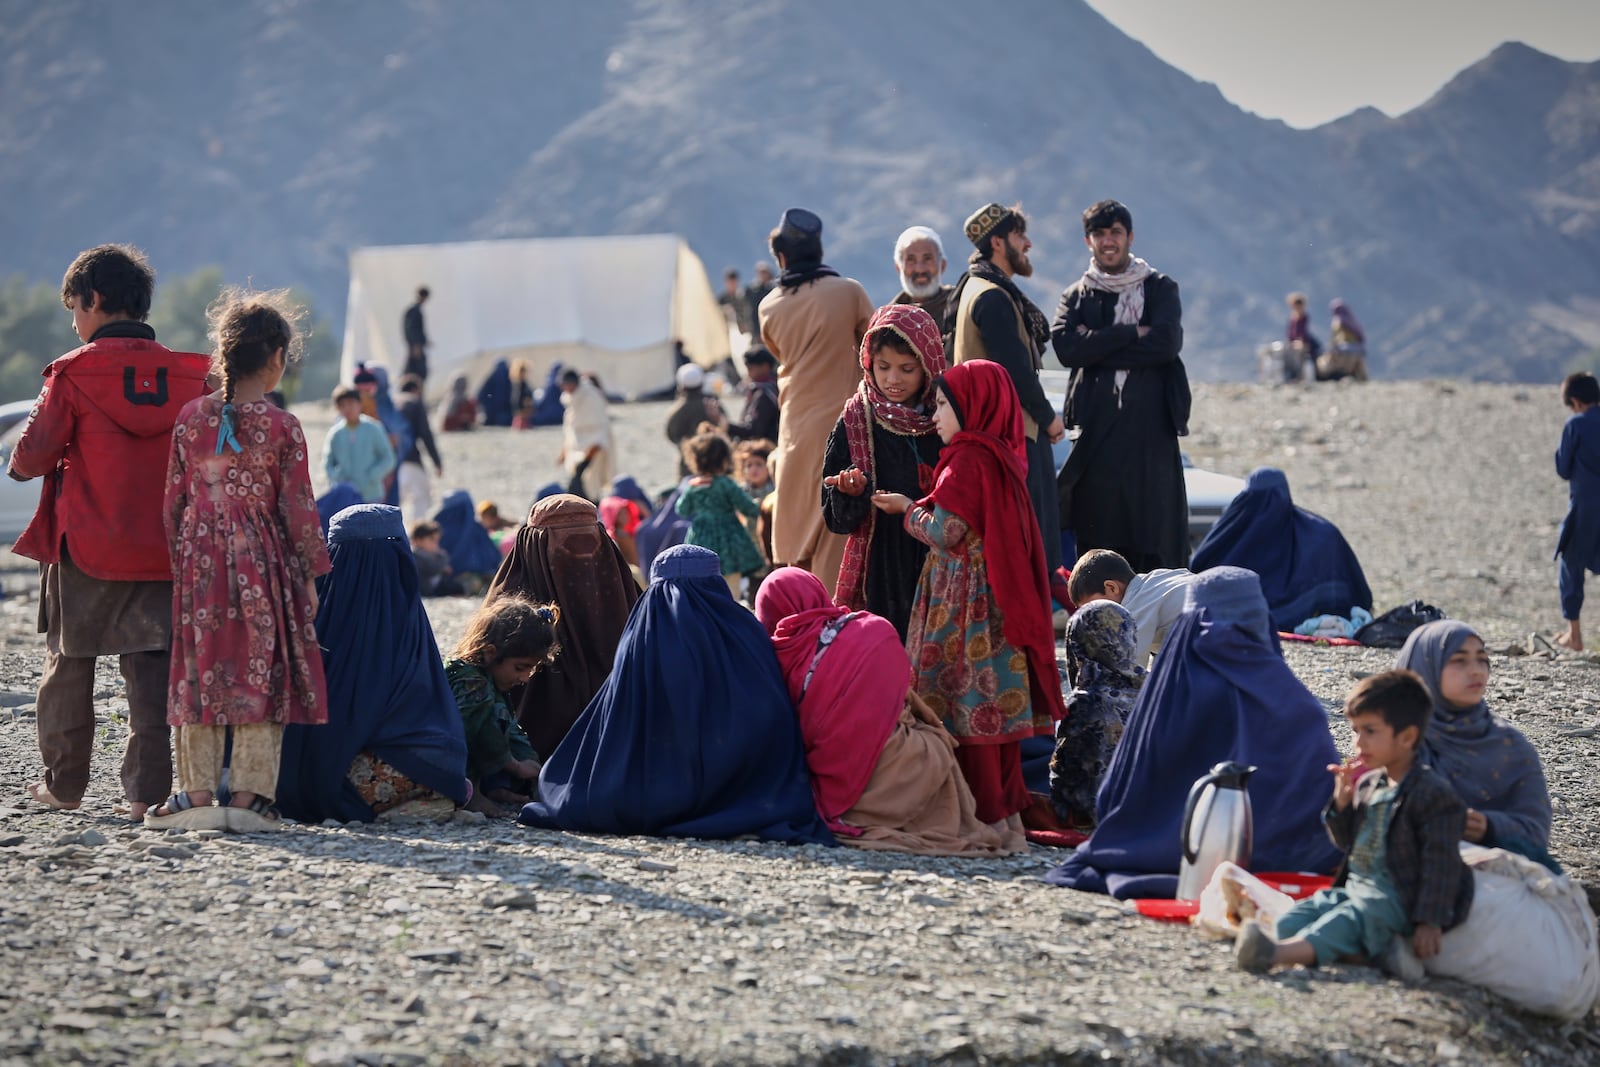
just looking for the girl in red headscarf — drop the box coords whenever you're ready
[871,359,1068,831]
[821,304,946,641]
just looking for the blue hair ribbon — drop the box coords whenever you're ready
[215,403,243,455]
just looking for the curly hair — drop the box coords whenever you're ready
[452,596,562,667]
[206,286,307,406]
[683,428,734,477]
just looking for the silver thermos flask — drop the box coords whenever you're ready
[1175,761,1257,901]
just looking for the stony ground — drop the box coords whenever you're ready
[1,379,1597,1066]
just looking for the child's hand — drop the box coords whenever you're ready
[1411,923,1442,960]
[871,490,912,515]
[506,757,541,780]
[1327,757,1363,809]
[824,467,868,496]
[687,475,712,487]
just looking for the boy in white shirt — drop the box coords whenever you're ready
[1068,549,1194,664]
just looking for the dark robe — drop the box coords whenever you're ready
[966,287,1062,573]
[892,286,955,339]
[1052,273,1191,573]
[664,387,709,476]
[820,417,943,641]
[726,379,780,443]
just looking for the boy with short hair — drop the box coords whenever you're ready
[409,520,463,597]
[1068,548,1193,663]
[9,244,212,819]
[1555,371,1600,650]
[323,385,395,503]
[1235,670,1474,974]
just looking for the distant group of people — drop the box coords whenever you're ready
[1279,292,1370,382]
[10,234,1580,1017]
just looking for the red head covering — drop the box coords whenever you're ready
[755,567,910,834]
[922,359,1067,726]
[834,303,948,610]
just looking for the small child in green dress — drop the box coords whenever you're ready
[444,596,560,817]
[678,427,765,600]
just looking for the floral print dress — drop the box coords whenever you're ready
[164,397,331,726]
[678,475,764,576]
[903,503,1046,743]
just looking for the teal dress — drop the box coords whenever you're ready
[1275,776,1411,965]
[445,659,539,783]
[678,475,764,576]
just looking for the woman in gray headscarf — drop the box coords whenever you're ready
[1395,620,1555,867]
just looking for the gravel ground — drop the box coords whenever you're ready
[1,380,1597,1066]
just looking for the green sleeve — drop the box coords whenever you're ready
[447,660,512,776]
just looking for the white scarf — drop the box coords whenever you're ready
[1082,256,1155,406]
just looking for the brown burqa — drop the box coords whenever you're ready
[483,494,640,759]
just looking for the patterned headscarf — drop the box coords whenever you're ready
[1066,600,1145,695]
[833,304,946,612]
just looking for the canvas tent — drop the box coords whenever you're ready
[340,234,731,398]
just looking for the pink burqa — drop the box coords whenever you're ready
[754,567,1025,856]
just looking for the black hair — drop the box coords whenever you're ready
[416,286,430,300]
[768,226,823,267]
[1067,549,1137,604]
[410,520,441,540]
[978,209,1028,263]
[560,369,581,386]
[1563,372,1600,406]
[61,244,155,321]
[1082,199,1133,236]
[933,376,964,428]
[332,385,361,405]
[398,373,424,395]
[867,328,916,359]
[1344,670,1431,741]
[207,287,304,408]
[742,345,776,367]
[453,596,562,667]
[723,267,740,279]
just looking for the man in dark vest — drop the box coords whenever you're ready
[1052,199,1191,572]
[402,285,430,382]
[947,203,1065,572]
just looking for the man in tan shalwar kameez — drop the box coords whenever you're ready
[758,208,873,597]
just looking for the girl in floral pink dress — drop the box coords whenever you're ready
[149,289,331,832]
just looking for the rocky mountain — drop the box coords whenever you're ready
[1,0,1596,382]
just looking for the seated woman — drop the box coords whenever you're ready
[1191,467,1372,632]
[278,504,469,823]
[754,568,1024,856]
[519,545,832,844]
[433,489,504,592]
[1395,620,1555,866]
[482,494,640,762]
[1047,566,1343,898]
[598,475,654,568]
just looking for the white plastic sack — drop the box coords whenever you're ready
[1194,862,1299,940]
[1423,845,1600,1021]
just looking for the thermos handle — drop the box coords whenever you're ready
[1179,774,1211,866]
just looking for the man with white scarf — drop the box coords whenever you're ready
[1053,199,1192,573]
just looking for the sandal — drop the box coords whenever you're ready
[225,794,283,834]
[145,792,226,830]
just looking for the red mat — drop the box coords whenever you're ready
[1278,631,1363,647]
[1025,828,1089,848]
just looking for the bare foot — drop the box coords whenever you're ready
[1555,632,1584,651]
[26,781,79,810]
[227,791,258,809]
[128,802,150,822]
[464,790,508,819]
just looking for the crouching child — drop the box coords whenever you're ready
[1235,670,1474,974]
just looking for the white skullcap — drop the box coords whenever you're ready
[676,364,705,389]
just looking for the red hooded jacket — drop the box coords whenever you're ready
[9,329,211,581]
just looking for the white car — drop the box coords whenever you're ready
[0,400,43,543]
[1040,371,1243,550]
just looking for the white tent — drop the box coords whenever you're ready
[340,234,731,398]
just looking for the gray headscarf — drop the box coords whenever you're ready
[1394,620,1551,850]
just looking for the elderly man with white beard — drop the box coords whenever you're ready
[890,226,956,333]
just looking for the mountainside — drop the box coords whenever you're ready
[1,1,1596,382]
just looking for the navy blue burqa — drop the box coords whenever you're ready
[478,360,514,427]
[1190,467,1372,631]
[528,362,566,426]
[278,505,468,823]
[1046,567,1342,897]
[316,483,361,538]
[634,479,691,576]
[520,544,833,844]
[434,489,504,575]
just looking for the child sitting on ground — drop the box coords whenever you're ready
[1555,372,1600,650]
[477,500,519,554]
[1235,670,1474,974]
[1049,600,1145,830]
[1068,548,1194,664]
[410,520,464,597]
[677,426,764,601]
[445,597,560,817]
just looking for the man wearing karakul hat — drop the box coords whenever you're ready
[947,202,1066,573]
[757,208,873,597]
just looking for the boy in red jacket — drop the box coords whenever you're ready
[8,245,211,820]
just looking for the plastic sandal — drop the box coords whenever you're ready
[225,795,283,834]
[144,792,226,830]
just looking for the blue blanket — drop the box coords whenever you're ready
[520,545,833,845]
[434,489,504,576]
[1191,467,1371,631]
[278,505,468,823]
[1046,566,1342,897]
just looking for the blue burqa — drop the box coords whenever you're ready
[316,483,362,538]
[520,544,834,845]
[278,505,468,823]
[1046,567,1343,897]
[478,360,514,427]
[434,489,503,576]
[634,479,692,575]
[528,362,566,426]
[1190,467,1372,631]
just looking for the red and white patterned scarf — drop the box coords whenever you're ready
[834,304,947,611]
